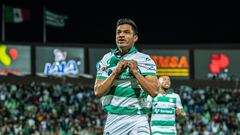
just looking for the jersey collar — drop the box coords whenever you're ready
[111,47,137,57]
[160,89,173,95]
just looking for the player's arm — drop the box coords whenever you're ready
[128,60,159,97]
[94,60,128,98]
[175,94,186,117]
[94,73,117,98]
[176,108,186,117]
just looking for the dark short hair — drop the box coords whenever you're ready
[116,18,138,35]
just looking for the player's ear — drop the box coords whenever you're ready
[134,35,138,42]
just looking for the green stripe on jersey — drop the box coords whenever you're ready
[154,96,176,103]
[96,76,107,79]
[142,72,156,76]
[107,86,141,98]
[152,120,175,126]
[152,108,175,114]
[152,131,176,135]
[104,104,149,115]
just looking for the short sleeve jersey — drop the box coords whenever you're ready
[96,47,157,115]
[148,91,183,135]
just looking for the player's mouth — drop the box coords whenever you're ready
[118,38,126,41]
[118,40,126,44]
[164,83,170,87]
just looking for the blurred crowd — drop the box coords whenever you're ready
[0,82,240,135]
[176,85,240,135]
[0,82,105,135]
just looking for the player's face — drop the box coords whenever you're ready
[159,76,171,89]
[116,24,138,52]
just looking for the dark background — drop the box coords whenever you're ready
[1,1,240,45]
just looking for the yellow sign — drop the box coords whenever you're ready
[0,45,11,66]
[151,56,189,77]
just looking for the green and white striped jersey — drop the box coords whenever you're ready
[96,47,157,115]
[148,91,183,135]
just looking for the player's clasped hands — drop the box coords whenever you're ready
[126,60,137,72]
[114,60,138,75]
[115,60,128,74]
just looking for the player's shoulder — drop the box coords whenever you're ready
[136,51,151,57]
[168,90,179,96]
[172,92,181,98]
[101,51,112,61]
[134,51,153,62]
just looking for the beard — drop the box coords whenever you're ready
[161,86,169,91]
[117,42,129,47]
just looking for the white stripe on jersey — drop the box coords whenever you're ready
[104,113,150,135]
[112,79,140,88]
[151,114,175,121]
[151,126,176,133]
[153,102,176,108]
[110,96,140,108]
[101,95,113,106]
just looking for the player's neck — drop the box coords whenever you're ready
[119,50,128,56]
[119,48,130,55]
[160,88,168,95]
[118,45,134,55]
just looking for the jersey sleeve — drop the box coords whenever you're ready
[176,94,183,109]
[146,95,153,107]
[138,56,157,77]
[96,57,108,80]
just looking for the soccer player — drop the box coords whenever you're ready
[94,18,159,135]
[149,76,186,135]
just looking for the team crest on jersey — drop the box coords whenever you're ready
[169,98,173,103]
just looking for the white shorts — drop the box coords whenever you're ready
[103,113,150,135]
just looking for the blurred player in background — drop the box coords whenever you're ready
[148,76,186,135]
